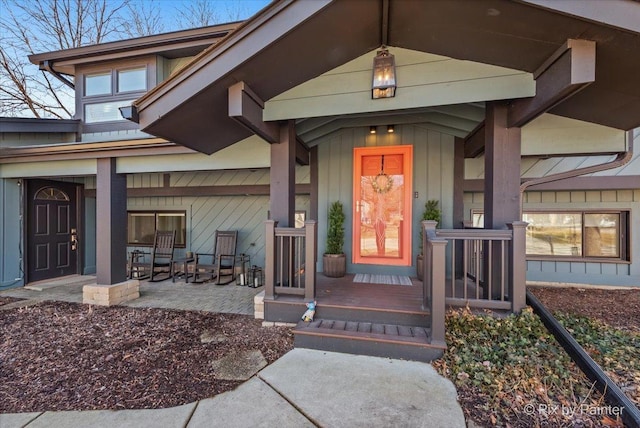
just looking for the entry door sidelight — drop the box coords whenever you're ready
[353,145,413,266]
[26,179,80,282]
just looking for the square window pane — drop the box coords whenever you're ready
[524,213,582,256]
[128,213,155,245]
[157,213,186,246]
[118,67,146,93]
[584,213,620,257]
[85,99,136,123]
[85,72,111,96]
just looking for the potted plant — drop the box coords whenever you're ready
[323,201,346,278]
[417,200,441,280]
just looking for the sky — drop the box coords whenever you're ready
[143,0,271,31]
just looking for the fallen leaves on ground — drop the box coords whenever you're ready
[0,301,293,413]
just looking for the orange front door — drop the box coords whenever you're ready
[353,145,413,266]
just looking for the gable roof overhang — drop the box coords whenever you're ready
[133,0,640,155]
[28,23,240,76]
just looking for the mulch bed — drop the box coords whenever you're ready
[530,286,640,331]
[0,301,293,413]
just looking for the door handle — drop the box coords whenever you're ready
[71,228,78,251]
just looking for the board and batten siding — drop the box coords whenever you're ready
[464,128,640,286]
[316,124,454,277]
[123,168,310,270]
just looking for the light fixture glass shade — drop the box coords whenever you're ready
[370,126,377,134]
[387,125,395,133]
[372,48,396,99]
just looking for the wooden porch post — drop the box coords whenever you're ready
[310,146,318,221]
[270,120,296,227]
[508,221,528,312]
[484,102,521,300]
[304,220,317,301]
[264,220,276,300]
[453,137,465,279]
[430,240,447,347]
[484,102,521,229]
[95,158,127,285]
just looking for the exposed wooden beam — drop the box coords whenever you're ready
[464,121,485,158]
[508,39,596,128]
[296,138,310,165]
[228,81,280,144]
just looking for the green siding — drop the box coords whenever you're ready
[317,125,454,276]
[465,189,640,286]
[0,179,24,288]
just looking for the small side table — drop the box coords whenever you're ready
[172,257,194,283]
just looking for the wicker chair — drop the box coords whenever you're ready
[193,230,238,285]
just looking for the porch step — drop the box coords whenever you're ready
[265,297,430,326]
[294,319,444,362]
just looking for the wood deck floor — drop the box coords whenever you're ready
[314,274,425,313]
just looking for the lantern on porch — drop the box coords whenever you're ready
[248,265,263,288]
[372,47,396,99]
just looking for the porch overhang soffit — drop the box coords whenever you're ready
[132,0,640,156]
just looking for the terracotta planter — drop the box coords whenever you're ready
[416,254,424,281]
[323,253,346,278]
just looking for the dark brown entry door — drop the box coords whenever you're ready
[26,179,80,282]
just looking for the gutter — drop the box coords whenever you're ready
[41,60,74,89]
[519,131,634,215]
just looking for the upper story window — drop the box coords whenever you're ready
[85,72,111,96]
[118,67,146,93]
[79,59,154,130]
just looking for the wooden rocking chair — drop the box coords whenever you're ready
[193,230,238,285]
[128,230,176,282]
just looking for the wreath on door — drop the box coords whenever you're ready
[372,172,393,193]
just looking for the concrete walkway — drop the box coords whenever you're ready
[0,349,466,428]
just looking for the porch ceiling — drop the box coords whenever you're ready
[134,0,640,155]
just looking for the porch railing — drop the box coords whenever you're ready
[265,220,317,301]
[423,220,527,345]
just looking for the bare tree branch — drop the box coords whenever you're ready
[0,0,128,118]
[122,0,164,38]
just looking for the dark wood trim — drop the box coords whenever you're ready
[296,138,310,166]
[95,158,127,285]
[484,102,522,229]
[270,120,297,226]
[310,146,318,221]
[508,39,596,128]
[85,183,311,198]
[464,175,640,192]
[163,174,171,188]
[453,137,464,228]
[463,121,485,158]
[228,81,280,144]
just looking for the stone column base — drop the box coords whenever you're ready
[83,280,140,306]
[254,290,265,319]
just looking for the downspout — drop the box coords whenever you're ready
[40,60,74,89]
[519,131,634,216]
